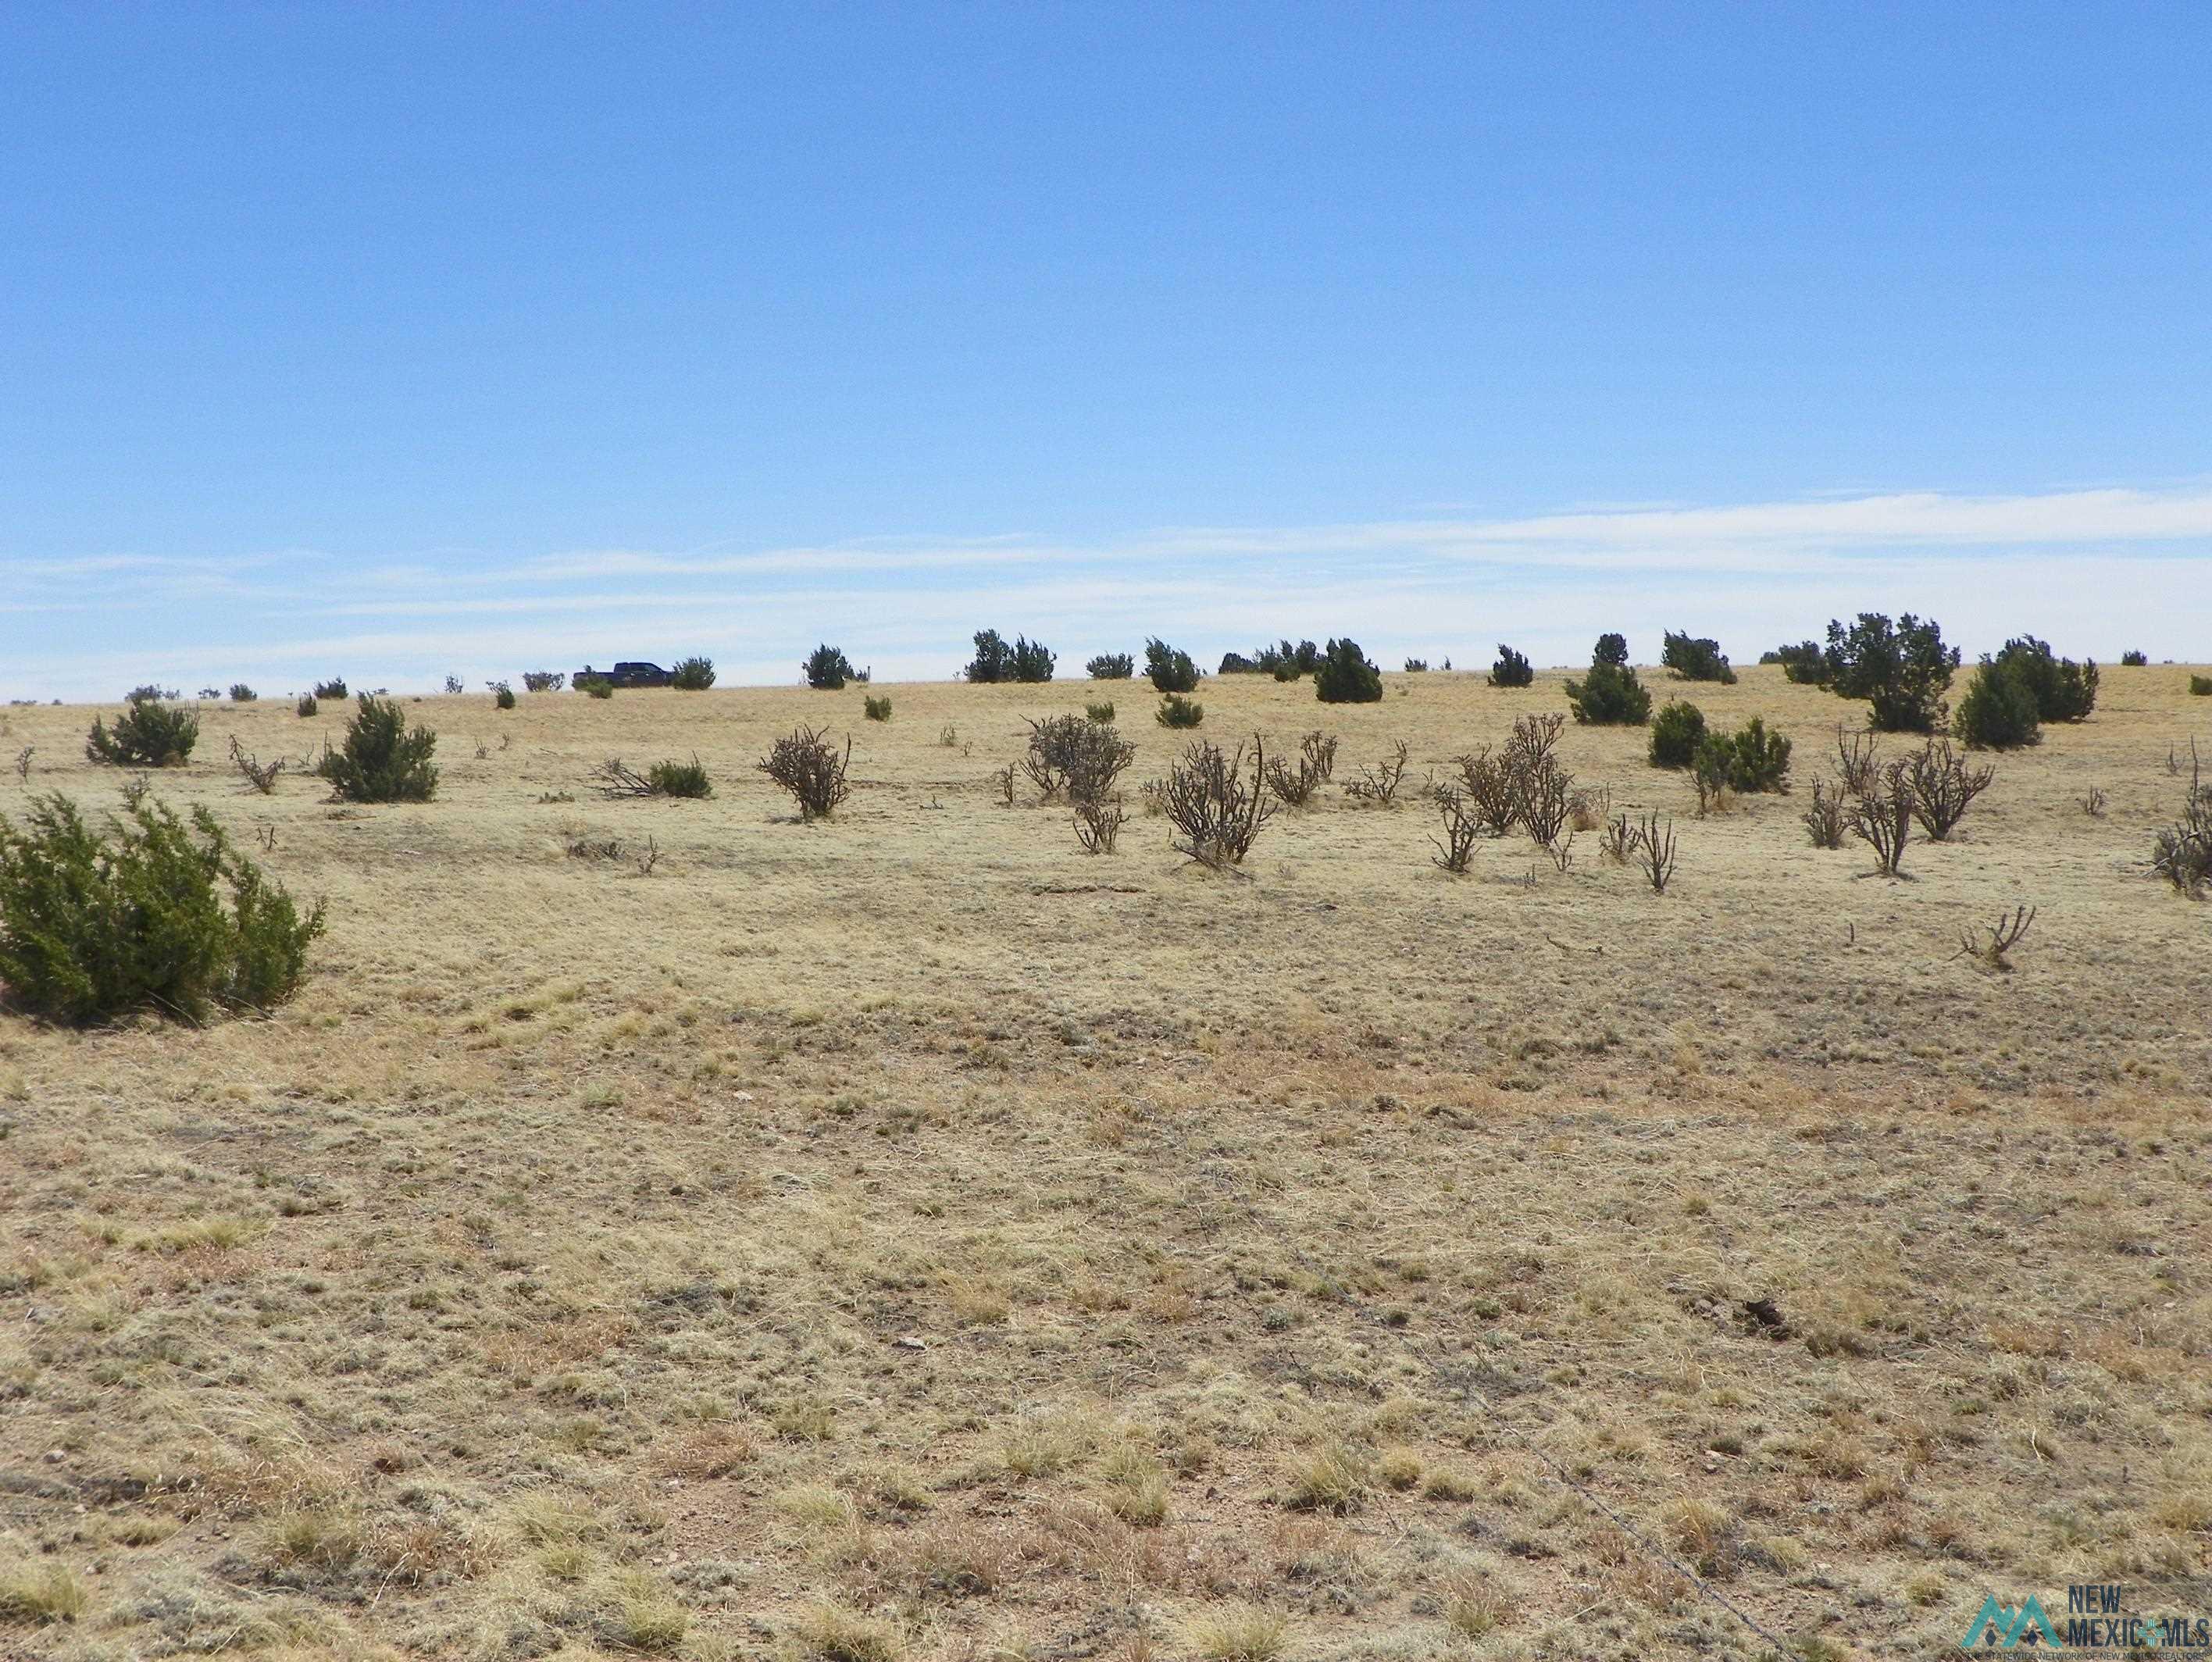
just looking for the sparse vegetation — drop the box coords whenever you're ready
[1084,700,1115,723]
[1156,692,1204,728]
[523,670,566,692]
[296,694,317,717]
[0,794,325,1022]
[2121,649,2148,666]
[312,677,348,700]
[2,658,2207,1660]
[1262,746,1325,806]
[1085,652,1134,679]
[229,683,257,702]
[490,679,516,709]
[580,674,614,698]
[319,694,439,803]
[863,694,892,722]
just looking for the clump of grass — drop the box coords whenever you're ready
[1377,1446,1423,1491]
[1101,1444,1170,1525]
[1186,1603,1287,1662]
[1284,1441,1371,1513]
[863,694,891,722]
[1440,1569,1505,1639]
[605,1574,688,1652]
[1663,1496,1739,1578]
[0,1562,90,1625]
[793,1603,902,1662]
[1420,1467,1479,1502]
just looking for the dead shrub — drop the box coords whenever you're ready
[1159,736,1278,871]
[1801,778,1846,848]
[1451,745,1520,836]
[1263,749,1326,806]
[1073,797,1126,854]
[1636,812,1677,894]
[1836,725,1879,795]
[1848,758,1915,877]
[1023,714,1134,803]
[1343,739,1411,804]
[2151,739,2211,898]
[229,736,284,794]
[1906,738,1994,840]
[759,726,851,820]
[1430,785,1479,873]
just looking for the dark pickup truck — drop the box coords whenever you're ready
[573,662,674,689]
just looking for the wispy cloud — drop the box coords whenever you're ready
[5,485,2206,700]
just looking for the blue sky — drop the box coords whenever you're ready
[4,3,2207,697]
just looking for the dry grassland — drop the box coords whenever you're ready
[2,664,2208,1661]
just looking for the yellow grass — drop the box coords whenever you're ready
[0,664,2208,1660]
